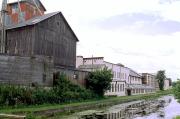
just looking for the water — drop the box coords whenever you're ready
[61,96,180,119]
[135,96,180,119]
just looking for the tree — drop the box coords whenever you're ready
[87,68,113,97]
[173,80,180,102]
[156,70,166,91]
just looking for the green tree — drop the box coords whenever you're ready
[87,68,113,97]
[173,80,180,102]
[156,70,166,91]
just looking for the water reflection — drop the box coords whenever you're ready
[63,96,180,119]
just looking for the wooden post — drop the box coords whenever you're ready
[0,0,7,53]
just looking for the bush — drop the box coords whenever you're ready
[0,73,97,107]
[173,80,180,102]
[87,68,113,97]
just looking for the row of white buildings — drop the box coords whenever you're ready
[76,56,171,96]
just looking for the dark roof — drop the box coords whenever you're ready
[7,12,59,29]
[8,0,46,11]
[6,11,79,41]
[84,57,104,60]
[128,68,142,77]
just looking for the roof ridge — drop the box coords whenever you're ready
[7,11,60,29]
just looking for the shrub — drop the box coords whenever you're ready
[0,73,97,107]
[87,68,113,97]
[173,80,180,102]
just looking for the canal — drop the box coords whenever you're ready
[59,95,180,119]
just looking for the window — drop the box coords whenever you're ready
[12,4,18,14]
[112,84,114,92]
[122,84,124,91]
[118,84,120,92]
[113,72,115,78]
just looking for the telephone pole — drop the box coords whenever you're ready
[0,0,7,53]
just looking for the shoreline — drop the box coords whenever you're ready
[0,90,172,118]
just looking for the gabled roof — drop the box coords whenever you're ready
[7,12,59,29]
[6,11,79,41]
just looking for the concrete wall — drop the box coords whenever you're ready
[164,79,170,90]
[0,55,53,86]
[54,68,89,87]
[0,55,89,87]
[76,56,83,68]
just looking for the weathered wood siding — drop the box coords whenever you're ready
[34,13,77,69]
[6,26,35,56]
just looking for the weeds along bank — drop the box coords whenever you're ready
[0,68,113,108]
[173,80,180,102]
[0,74,98,108]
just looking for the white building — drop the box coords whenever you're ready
[76,56,127,96]
[76,56,155,96]
[164,78,171,90]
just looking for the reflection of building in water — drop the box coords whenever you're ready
[76,56,156,97]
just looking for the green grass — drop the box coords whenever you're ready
[174,116,180,119]
[0,90,171,115]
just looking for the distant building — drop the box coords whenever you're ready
[141,73,159,91]
[164,78,171,90]
[126,70,155,96]
[76,56,156,96]
[76,56,127,96]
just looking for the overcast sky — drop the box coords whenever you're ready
[8,0,180,80]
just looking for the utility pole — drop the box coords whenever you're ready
[91,55,93,72]
[0,0,7,53]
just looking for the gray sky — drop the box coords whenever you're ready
[8,0,180,80]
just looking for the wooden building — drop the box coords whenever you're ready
[0,0,87,87]
[2,11,78,69]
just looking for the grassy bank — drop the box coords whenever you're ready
[0,90,172,118]
[175,116,180,119]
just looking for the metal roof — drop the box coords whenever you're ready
[7,11,60,29]
[127,84,154,89]
[78,64,106,69]
[4,11,79,41]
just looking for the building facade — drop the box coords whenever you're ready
[141,73,159,91]
[0,1,88,87]
[76,56,127,96]
[76,56,156,96]
[164,78,171,90]
[126,70,155,96]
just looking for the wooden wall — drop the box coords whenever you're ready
[34,13,77,68]
[1,12,77,69]
[6,26,35,56]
